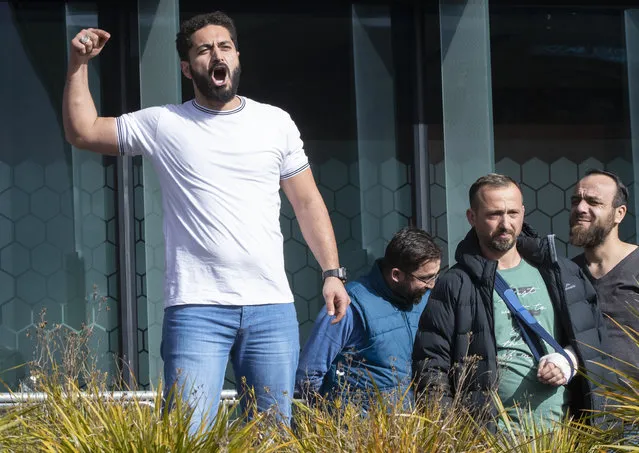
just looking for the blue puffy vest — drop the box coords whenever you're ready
[320,261,428,403]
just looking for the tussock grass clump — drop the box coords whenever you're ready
[0,298,637,452]
[289,389,490,453]
[0,375,292,452]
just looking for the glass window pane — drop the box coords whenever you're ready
[0,1,120,390]
[490,6,637,257]
[134,2,417,388]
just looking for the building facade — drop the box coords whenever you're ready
[1,0,637,390]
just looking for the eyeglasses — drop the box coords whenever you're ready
[404,270,440,285]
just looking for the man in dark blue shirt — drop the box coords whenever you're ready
[296,227,441,407]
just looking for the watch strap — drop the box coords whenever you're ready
[322,267,348,282]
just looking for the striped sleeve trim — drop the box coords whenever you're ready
[116,116,125,156]
[281,163,310,180]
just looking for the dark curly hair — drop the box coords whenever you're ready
[382,227,441,274]
[175,11,238,62]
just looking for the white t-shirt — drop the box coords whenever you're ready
[116,97,309,307]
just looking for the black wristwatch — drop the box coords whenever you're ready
[322,267,348,283]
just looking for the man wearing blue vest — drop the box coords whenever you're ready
[296,227,441,407]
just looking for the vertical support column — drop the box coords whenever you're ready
[118,159,137,387]
[65,2,108,375]
[137,0,181,387]
[439,0,494,264]
[413,4,430,232]
[352,5,400,259]
[624,10,639,239]
[107,4,139,389]
[65,2,101,269]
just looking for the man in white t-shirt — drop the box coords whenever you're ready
[62,11,350,430]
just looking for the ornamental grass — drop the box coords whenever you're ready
[0,302,636,452]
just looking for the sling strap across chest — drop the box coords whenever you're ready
[494,272,575,380]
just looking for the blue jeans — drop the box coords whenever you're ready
[161,303,299,431]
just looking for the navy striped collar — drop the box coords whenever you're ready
[191,96,245,115]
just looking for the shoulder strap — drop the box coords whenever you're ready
[494,272,575,380]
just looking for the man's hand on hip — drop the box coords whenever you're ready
[322,277,350,324]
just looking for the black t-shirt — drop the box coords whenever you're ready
[573,248,639,382]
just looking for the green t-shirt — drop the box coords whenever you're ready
[493,259,568,429]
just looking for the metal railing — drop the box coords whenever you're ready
[0,389,240,408]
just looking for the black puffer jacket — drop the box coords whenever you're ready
[412,225,611,421]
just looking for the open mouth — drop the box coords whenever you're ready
[211,65,228,87]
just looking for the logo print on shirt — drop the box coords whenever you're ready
[565,283,576,291]
[502,302,544,320]
[498,286,544,366]
[500,287,542,319]
[513,286,536,297]
[500,285,546,350]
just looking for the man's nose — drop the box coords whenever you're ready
[574,199,589,213]
[210,46,221,61]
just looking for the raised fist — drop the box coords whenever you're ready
[70,28,111,65]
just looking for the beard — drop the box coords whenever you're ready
[485,228,517,252]
[393,281,428,308]
[190,62,241,104]
[569,210,615,248]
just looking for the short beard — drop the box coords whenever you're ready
[190,62,241,105]
[393,281,427,308]
[487,229,516,252]
[569,211,615,248]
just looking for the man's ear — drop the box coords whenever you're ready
[614,204,627,225]
[390,268,402,284]
[180,61,192,80]
[466,208,475,227]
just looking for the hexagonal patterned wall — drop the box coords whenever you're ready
[429,161,449,269]
[134,148,636,391]
[0,154,120,390]
[0,1,122,391]
[290,158,413,349]
[430,156,636,266]
[496,156,636,257]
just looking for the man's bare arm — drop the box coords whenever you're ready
[62,28,118,155]
[281,168,351,323]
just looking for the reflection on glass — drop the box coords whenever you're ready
[0,1,120,390]
[490,6,636,256]
[135,2,416,389]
